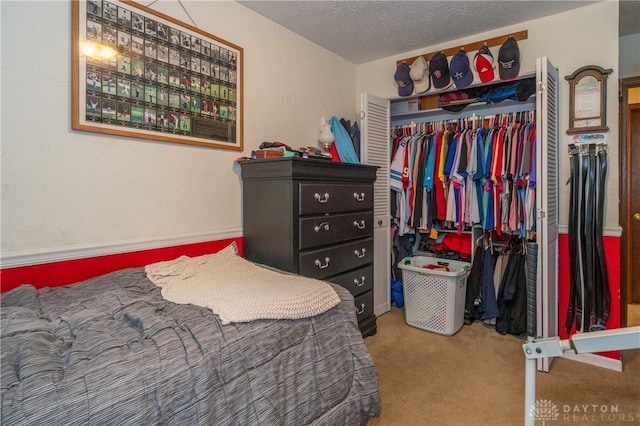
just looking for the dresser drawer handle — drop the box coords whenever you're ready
[314,192,330,203]
[315,257,330,269]
[353,192,366,202]
[354,248,366,258]
[354,276,366,287]
[314,222,330,232]
[355,303,366,315]
[353,220,366,230]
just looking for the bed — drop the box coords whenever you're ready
[0,245,381,425]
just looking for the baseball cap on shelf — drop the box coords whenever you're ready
[429,52,452,90]
[438,90,470,112]
[410,56,431,93]
[474,45,495,83]
[498,37,520,80]
[449,49,473,89]
[394,62,414,96]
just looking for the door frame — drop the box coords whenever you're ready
[619,76,640,327]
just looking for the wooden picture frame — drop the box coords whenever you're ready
[565,65,612,134]
[72,0,243,150]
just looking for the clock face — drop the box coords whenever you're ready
[574,75,601,120]
[565,66,612,134]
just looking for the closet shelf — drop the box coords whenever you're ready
[389,71,536,103]
[391,74,537,126]
[391,97,536,122]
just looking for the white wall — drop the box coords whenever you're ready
[0,0,356,256]
[0,0,627,260]
[356,1,620,229]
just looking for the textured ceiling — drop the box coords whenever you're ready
[237,0,640,65]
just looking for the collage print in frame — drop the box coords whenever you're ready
[72,0,243,150]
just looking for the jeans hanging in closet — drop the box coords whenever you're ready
[479,247,500,321]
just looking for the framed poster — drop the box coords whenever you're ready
[72,0,243,150]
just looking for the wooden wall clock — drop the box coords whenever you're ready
[565,65,613,134]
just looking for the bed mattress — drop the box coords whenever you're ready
[1,267,380,425]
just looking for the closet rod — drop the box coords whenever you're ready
[392,101,536,127]
[391,110,536,131]
[396,30,528,66]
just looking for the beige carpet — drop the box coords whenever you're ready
[364,307,640,426]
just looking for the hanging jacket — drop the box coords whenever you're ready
[465,245,484,324]
[496,248,527,335]
[330,116,359,163]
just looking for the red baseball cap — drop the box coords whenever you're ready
[474,45,495,83]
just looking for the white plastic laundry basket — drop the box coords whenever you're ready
[399,256,470,336]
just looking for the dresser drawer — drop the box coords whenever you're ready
[299,238,373,280]
[299,183,373,215]
[354,291,374,323]
[299,211,373,250]
[327,265,373,297]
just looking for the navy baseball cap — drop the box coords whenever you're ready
[429,52,452,90]
[450,50,473,89]
[394,63,414,96]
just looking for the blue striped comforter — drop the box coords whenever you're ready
[1,268,380,425]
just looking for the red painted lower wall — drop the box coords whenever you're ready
[0,238,243,293]
[1,232,622,361]
[558,233,620,360]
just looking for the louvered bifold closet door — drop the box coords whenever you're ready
[535,56,559,372]
[361,93,391,316]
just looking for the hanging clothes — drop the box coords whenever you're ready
[464,232,528,333]
[390,112,536,236]
[465,244,484,325]
[330,116,359,163]
[479,242,500,322]
[496,242,527,335]
[389,108,539,338]
[390,133,411,236]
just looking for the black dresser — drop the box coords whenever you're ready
[239,157,378,337]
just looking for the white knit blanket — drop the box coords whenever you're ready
[145,244,340,324]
